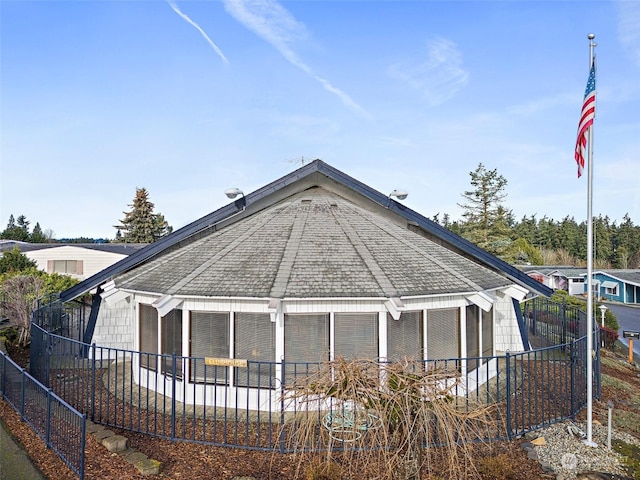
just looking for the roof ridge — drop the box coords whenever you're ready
[330,199,399,297]
[268,200,310,299]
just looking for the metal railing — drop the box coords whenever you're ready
[23,297,602,463]
[1,349,86,479]
[25,297,601,455]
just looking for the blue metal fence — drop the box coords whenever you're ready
[1,349,86,479]
[25,297,600,456]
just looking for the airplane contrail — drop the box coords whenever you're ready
[223,0,369,118]
[168,0,229,64]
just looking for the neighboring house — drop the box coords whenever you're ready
[521,266,587,296]
[0,241,146,280]
[59,160,552,409]
[586,270,640,304]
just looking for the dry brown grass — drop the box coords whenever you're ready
[283,357,500,480]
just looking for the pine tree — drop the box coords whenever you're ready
[458,163,512,257]
[114,188,172,243]
[0,214,31,241]
[30,222,47,243]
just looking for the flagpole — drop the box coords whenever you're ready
[584,32,597,448]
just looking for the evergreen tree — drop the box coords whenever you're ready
[30,222,47,243]
[0,214,30,241]
[114,188,172,243]
[458,163,512,257]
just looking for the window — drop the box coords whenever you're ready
[427,308,460,368]
[602,281,619,296]
[234,313,275,387]
[466,305,480,371]
[481,308,494,361]
[190,312,230,384]
[49,260,82,275]
[139,304,158,370]
[334,313,378,360]
[387,311,423,361]
[161,309,183,378]
[284,314,329,381]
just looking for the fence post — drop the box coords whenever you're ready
[80,414,87,480]
[279,363,286,453]
[91,343,96,422]
[171,352,177,440]
[570,340,576,418]
[46,388,52,448]
[45,330,52,389]
[505,351,512,440]
[20,368,26,421]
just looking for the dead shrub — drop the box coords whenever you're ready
[283,357,499,480]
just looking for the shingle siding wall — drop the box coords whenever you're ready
[494,293,524,352]
[93,298,134,351]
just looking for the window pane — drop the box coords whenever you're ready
[66,260,78,274]
[427,308,460,367]
[139,304,158,371]
[284,314,329,382]
[161,309,183,378]
[334,313,378,360]
[234,313,275,388]
[466,305,479,371]
[53,260,66,273]
[387,311,423,361]
[482,308,494,361]
[190,312,229,384]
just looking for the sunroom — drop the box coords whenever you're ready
[64,160,549,411]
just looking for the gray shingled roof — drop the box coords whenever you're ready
[115,188,511,298]
[596,270,640,286]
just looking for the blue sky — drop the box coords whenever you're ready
[1,0,639,239]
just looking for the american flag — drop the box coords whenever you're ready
[575,61,596,178]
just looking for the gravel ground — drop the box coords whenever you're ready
[531,420,640,479]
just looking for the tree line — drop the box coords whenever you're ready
[433,163,640,268]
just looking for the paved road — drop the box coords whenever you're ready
[604,302,640,357]
[0,418,47,480]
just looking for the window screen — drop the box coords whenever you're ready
[427,308,460,365]
[190,312,230,384]
[139,304,158,371]
[234,313,275,387]
[161,309,183,378]
[334,313,378,360]
[482,308,494,361]
[284,314,329,382]
[466,305,479,371]
[387,311,423,361]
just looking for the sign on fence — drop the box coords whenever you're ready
[204,357,248,367]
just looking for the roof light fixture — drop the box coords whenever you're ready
[224,188,244,199]
[388,189,408,201]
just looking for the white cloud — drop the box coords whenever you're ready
[616,0,640,66]
[222,0,368,117]
[388,37,469,106]
[168,1,229,64]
